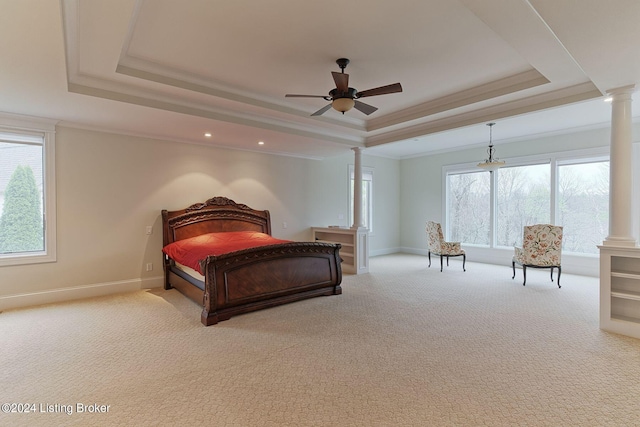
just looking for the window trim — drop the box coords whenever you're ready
[555,155,610,256]
[0,113,57,267]
[444,169,491,246]
[348,164,374,233]
[494,161,552,249]
[443,146,609,256]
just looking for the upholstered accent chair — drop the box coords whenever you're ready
[426,221,466,272]
[512,224,563,288]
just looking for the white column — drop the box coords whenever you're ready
[351,147,364,229]
[604,85,637,247]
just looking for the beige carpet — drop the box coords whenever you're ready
[2,254,640,426]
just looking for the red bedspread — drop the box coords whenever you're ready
[163,231,291,274]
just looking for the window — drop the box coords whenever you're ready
[557,160,609,254]
[349,165,373,232]
[496,163,550,247]
[444,149,609,256]
[447,171,490,245]
[0,115,56,266]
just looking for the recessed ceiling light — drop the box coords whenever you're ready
[258,141,265,145]
[204,132,212,137]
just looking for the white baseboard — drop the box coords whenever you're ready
[397,246,599,277]
[398,247,427,256]
[0,276,164,312]
[0,246,600,312]
[370,247,402,257]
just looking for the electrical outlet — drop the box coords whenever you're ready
[282,221,288,229]
[145,226,153,235]
[146,263,153,271]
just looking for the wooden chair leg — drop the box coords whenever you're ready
[522,265,527,286]
[446,256,450,266]
[428,251,431,268]
[440,255,444,272]
[462,254,466,271]
[550,267,554,282]
[512,261,516,279]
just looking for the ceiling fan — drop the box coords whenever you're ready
[285,58,403,116]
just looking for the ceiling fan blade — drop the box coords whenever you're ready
[356,82,403,98]
[311,103,333,116]
[332,72,349,92]
[354,100,378,115]
[285,94,327,98]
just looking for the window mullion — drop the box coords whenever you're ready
[550,159,557,225]
[490,170,497,248]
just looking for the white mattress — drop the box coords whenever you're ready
[174,262,205,281]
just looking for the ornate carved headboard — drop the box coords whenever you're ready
[162,197,272,246]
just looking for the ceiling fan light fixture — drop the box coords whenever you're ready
[332,97,355,113]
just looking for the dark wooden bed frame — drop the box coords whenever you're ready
[162,197,342,326]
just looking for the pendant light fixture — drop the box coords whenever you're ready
[477,122,505,171]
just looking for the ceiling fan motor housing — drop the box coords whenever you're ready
[330,87,358,100]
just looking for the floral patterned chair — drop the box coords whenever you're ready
[512,224,563,288]
[426,221,466,272]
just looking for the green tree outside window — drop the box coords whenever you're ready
[0,165,43,253]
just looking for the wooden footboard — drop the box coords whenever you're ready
[201,242,342,325]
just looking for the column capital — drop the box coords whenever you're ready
[351,146,365,154]
[606,84,635,97]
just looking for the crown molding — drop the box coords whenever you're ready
[115,62,366,132]
[68,78,363,147]
[365,81,602,147]
[367,69,550,131]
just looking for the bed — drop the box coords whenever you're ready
[162,197,343,326]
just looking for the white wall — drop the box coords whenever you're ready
[399,126,629,276]
[3,121,633,308]
[0,126,400,309]
[305,152,401,256]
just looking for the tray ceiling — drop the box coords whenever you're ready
[2,1,639,159]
